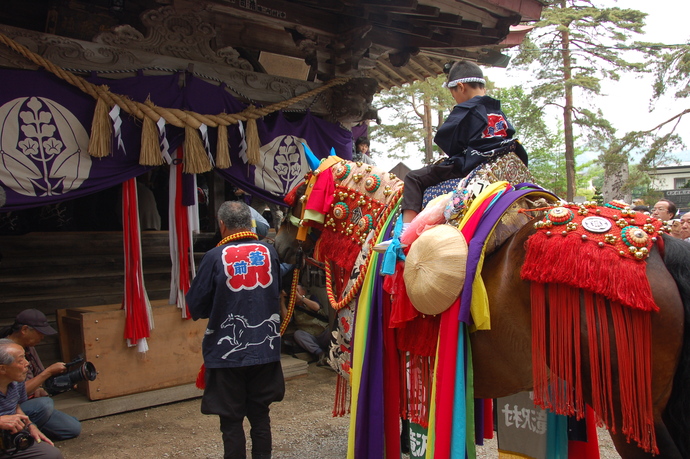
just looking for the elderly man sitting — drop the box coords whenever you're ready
[0,339,62,458]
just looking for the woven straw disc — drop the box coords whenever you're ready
[403,224,468,315]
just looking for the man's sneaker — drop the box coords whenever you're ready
[316,353,329,367]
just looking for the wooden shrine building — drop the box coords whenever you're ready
[0,0,543,417]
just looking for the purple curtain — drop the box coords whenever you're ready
[0,69,353,210]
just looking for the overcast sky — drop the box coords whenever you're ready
[372,0,690,171]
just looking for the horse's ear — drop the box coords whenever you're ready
[302,143,321,171]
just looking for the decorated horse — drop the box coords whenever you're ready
[273,152,690,459]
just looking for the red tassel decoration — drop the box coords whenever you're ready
[584,292,615,431]
[318,229,361,273]
[522,230,658,313]
[530,281,657,454]
[400,353,433,428]
[174,147,192,318]
[122,177,152,346]
[399,351,408,421]
[610,302,656,454]
[531,282,548,408]
[332,374,351,417]
[196,364,206,389]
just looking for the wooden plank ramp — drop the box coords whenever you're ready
[54,355,308,421]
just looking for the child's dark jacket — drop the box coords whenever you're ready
[434,95,527,176]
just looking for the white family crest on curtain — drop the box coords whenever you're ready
[254,135,311,195]
[0,96,91,197]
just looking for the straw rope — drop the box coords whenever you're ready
[0,31,350,168]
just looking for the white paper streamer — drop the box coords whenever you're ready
[157,117,172,164]
[109,104,126,154]
[199,123,215,167]
[238,120,248,164]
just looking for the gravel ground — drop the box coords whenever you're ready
[54,360,620,458]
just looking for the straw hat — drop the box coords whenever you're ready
[403,224,468,315]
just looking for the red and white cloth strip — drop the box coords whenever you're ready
[122,176,154,352]
[168,147,199,318]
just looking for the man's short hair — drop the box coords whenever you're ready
[0,339,18,365]
[446,60,485,89]
[218,201,253,231]
[657,199,678,218]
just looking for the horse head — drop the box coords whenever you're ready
[220,314,236,329]
[274,159,404,277]
[220,313,249,329]
[273,182,315,265]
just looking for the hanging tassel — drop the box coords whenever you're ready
[183,125,212,174]
[140,115,164,166]
[122,177,153,350]
[245,116,261,165]
[531,282,548,409]
[88,96,112,158]
[610,303,656,454]
[215,124,231,169]
[333,373,351,417]
[584,292,614,431]
[196,363,206,389]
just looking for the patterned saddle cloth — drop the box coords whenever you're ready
[419,152,543,253]
[421,152,535,207]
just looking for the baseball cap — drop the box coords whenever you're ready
[15,309,58,335]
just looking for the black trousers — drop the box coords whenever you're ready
[202,362,285,459]
[401,161,463,213]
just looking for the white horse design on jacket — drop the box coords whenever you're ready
[217,313,281,359]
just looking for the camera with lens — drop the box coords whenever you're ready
[43,356,97,396]
[0,428,34,451]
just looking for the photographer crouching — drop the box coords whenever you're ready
[0,339,62,458]
[0,311,80,441]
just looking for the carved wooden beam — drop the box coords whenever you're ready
[0,24,332,114]
[0,22,385,127]
[328,77,380,127]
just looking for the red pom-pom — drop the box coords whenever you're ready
[284,180,306,207]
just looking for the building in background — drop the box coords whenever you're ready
[649,162,690,213]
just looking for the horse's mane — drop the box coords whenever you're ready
[660,234,690,457]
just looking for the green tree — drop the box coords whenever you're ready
[513,1,649,201]
[650,41,690,128]
[373,77,583,196]
[625,39,690,173]
[493,86,599,198]
[371,77,454,164]
[492,86,566,196]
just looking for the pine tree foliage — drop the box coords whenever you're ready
[512,0,650,200]
[371,77,455,164]
[627,40,690,170]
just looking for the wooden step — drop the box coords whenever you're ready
[0,269,170,304]
[0,290,173,317]
[0,231,214,256]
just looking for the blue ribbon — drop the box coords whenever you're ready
[380,215,406,275]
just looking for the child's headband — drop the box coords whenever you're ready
[443,77,486,88]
